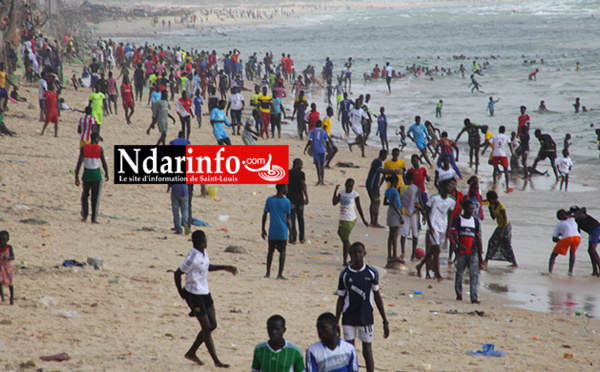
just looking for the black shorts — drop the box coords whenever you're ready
[366,186,380,202]
[268,239,287,253]
[539,150,556,161]
[217,138,232,145]
[184,290,213,317]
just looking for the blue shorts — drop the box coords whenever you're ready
[420,192,429,206]
[313,152,325,165]
[416,141,427,151]
[590,226,600,245]
[345,71,352,79]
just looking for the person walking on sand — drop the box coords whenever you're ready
[336,242,390,372]
[74,132,109,224]
[262,184,292,279]
[333,179,369,266]
[288,159,309,245]
[415,178,457,281]
[483,191,518,268]
[366,150,402,228]
[0,231,15,305]
[174,230,237,368]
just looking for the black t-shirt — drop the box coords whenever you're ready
[89,62,100,74]
[134,68,145,85]
[287,168,305,205]
[539,134,556,151]
[570,208,600,234]
[520,133,530,151]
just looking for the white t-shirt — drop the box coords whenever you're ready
[38,78,48,100]
[553,218,580,239]
[306,339,359,372]
[349,108,368,135]
[436,167,456,183]
[179,248,210,295]
[386,66,395,78]
[557,157,573,174]
[339,190,359,221]
[427,194,456,233]
[490,133,510,157]
[228,93,244,110]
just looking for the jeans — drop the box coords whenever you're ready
[81,180,102,222]
[455,253,479,301]
[290,203,305,243]
[436,153,463,178]
[171,194,189,233]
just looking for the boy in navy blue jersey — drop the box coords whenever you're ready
[451,200,483,304]
[335,242,389,372]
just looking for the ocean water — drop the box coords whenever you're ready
[113,0,600,316]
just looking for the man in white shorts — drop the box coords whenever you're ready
[336,242,389,372]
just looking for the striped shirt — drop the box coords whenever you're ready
[251,340,304,372]
[82,144,102,182]
[78,115,96,144]
[437,138,457,155]
[306,339,358,372]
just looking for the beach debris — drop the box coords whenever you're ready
[19,360,36,368]
[336,162,359,168]
[417,363,432,371]
[51,310,81,318]
[39,296,59,307]
[564,353,574,359]
[218,215,230,221]
[224,245,247,254]
[133,227,156,232]
[414,290,423,295]
[191,217,211,226]
[229,308,242,313]
[466,344,506,357]
[39,353,70,362]
[108,278,119,284]
[0,319,12,325]
[217,228,228,232]
[19,218,49,225]
[62,260,85,267]
[87,256,104,269]
[385,261,408,270]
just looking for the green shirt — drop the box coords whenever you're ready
[251,340,304,372]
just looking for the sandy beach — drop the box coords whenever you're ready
[1,1,600,370]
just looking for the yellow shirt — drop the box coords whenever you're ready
[384,159,405,189]
[322,116,332,136]
[485,131,494,159]
[492,202,509,227]
[257,94,272,113]
[0,71,5,88]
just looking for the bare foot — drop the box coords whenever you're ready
[215,362,230,368]
[415,265,422,278]
[184,353,205,366]
[370,224,386,229]
[436,276,444,283]
[509,263,519,268]
[81,217,87,222]
[264,274,270,278]
[276,275,288,280]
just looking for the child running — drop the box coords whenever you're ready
[548,209,580,275]
[335,242,389,372]
[173,230,237,368]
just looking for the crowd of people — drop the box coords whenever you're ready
[2,15,600,368]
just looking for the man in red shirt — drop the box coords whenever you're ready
[518,105,530,134]
[176,91,194,139]
[285,54,293,81]
[120,76,135,125]
[407,154,431,207]
[307,103,320,133]
[41,82,59,137]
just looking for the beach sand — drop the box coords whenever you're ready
[0,65,599,371]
